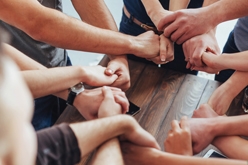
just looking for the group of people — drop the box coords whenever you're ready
[1,0,248,164]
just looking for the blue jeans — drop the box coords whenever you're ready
[119,11,197,75]
[215,30,239,82]
[32,56,72,130]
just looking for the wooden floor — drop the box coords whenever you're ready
[56,58,245,164]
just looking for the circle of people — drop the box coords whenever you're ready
[0,0,248,165]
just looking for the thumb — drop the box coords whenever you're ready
[202,52,214,64]
[102,86,114,101]
[105,62,118,76]
[160,36,167,62]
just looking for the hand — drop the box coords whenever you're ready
[82,65,118,86]
[164,116,193,156]
[105,57,130,91]
[183,31,220,69]
[146,35,174,65]
[121,142,160,165]
[133,31,160,59]
[189,104,220,154]
[73,87,128,120]
[98,86,128,118]
[193,52,221,74]
[120,116,161,150]
[158,8,217,44]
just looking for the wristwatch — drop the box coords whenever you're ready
[67,82,85,106]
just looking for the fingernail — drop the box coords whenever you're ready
[107,69,113,74]
[161,58,166,62]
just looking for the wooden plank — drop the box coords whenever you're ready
[55,106,85,124]
[138,69,185,136]
[126,64,168,122]
[125,59,146,97]
[156,75,208,150]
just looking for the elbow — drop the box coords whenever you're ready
[22,20,48,42]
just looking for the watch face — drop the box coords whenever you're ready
[71,82,84,94]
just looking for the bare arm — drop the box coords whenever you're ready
[200,51,248,72]
[3,44,117,99]
[89,87,124,165]
[158,151,246,165]
[169,0,190,11]
[213,136,248,160]
[90,138,124,165]
[122,143,246,165]
[207,0,248,25]
[69,115,159,158]
[0,0,158,57]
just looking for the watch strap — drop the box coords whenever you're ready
[67,91,77,106]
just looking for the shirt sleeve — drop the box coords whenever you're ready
[36,123,81,165]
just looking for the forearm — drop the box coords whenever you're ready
[205,0,248,26]
[69,115,134,157]
[71,0,126,61]
[215,71,248,99]
[152,150,245,165]
[0,1,140,56]
[141,0,170,27]
[2,43,76,99]
[90,138,124,165]
[210,115,248,137]
[217,51,248,71]
[22,66,85,99]
[213,136,248,160]
[169,0,190,11]
[202,0,219,7]
[165,153,246,165]
[2,43,45,70]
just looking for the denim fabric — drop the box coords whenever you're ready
[215,30,239,82]
[32,56,72,131]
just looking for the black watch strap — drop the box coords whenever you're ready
[67,91,77,106]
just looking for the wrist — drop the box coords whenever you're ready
[222,75,242,98]
[79,66,89,84]
[119,115,137,135]
[149,10,171,27]
[206,3,225,26]
[201,6,219,29]
[211,116,226,137]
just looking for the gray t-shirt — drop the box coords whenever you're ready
[234,16,248,52]
[0,0,67,67]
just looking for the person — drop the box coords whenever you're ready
[157,0,248,82]
[190,49,248,115]
[121,116,247,165]
[2,41,129,130]
[0,0,161,129]
[119,0,220,75]
[189,103,248,160]
[0,38,160,165]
